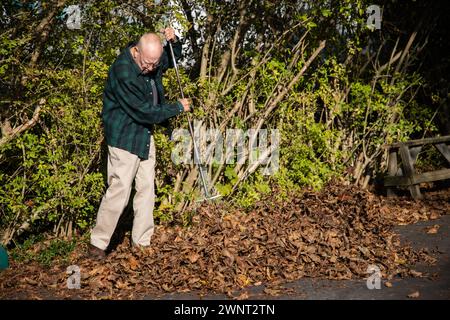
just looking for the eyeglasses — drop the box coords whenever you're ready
[142,60,160,69]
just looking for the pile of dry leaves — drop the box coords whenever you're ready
[0,182,448,299]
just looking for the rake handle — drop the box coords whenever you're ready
[167,39,211,198]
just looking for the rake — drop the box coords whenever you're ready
[163,27,221,202]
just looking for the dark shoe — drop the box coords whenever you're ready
[87,244,106,260]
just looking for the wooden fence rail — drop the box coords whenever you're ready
[384,135,450,199]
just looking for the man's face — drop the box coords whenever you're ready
[133,45,162,74]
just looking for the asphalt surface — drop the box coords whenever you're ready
[154,214,450,300]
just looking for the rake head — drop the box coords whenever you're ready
[195,193,222,203]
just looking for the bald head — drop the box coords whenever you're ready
[132,32,164,74]
[138,33,163,55]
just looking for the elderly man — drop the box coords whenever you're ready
[89,28,190,259]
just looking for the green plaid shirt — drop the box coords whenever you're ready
[102,39,184,159]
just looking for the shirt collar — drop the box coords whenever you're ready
[125,42,142,76]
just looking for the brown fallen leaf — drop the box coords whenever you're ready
[409,270,423,277]
[429,212,440,220]
[24,278,38,286]
[128,256,139,270]
[162,283,172,292]
[187,252,201,264]
[115,280,130,289]
[426,225,440,234]
[2,182,449,300]
[263,287,281,296]
[407,291,420,299]
[222,248,235,263]
[234,291,249,300]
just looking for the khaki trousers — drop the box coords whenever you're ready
[90,136,156,250]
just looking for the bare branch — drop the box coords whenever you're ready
[0,98,45,148]
[254,40,326,134]
[29,0,67,67]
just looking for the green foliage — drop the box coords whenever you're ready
[10,235,77,267]
[0,0,439,244]
[233,172,272,209]
[414,145,448,172]
[278,109,342,191]
[0,63,107,238]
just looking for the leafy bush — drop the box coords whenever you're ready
[0,0,439,243]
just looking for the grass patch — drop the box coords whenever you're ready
[11,235,78,267]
